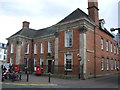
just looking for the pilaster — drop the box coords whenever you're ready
[54,36,59,73]
[79,24,88,79]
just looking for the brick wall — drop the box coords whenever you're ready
[95,27,119,75]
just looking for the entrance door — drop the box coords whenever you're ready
[24,58,28,68]
[48,60,52,73]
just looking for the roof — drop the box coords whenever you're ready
[8,26,56,39]
[57,8,95,24]
[35,26,56,38]
[100,27,114,38]
[99,19,114,38]
[9,28,37,38]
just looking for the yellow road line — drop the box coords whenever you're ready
[0,82,58,86]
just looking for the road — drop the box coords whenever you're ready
[1,74,120,88]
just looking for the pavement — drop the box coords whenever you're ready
[1,73,119,88]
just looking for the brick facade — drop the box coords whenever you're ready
[7,0,120,79]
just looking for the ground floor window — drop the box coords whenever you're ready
[114,60,117,70]
[40,58,44,69]
[65,53,72,70]
[101,57,104,71]
[111,59,113,70]
[10,57,13,65]
[106,58,109,70]
[34,58,37,71]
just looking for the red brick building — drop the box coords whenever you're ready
[7,0,119,79]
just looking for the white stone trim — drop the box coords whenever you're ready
[79,27,87,79]
[86,49,94,53]
[55,37,58,68]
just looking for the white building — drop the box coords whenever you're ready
[115,33,120,50]
[0,42,7,67]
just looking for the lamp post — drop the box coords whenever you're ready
[110,28,120,71]
[52,59,54,74]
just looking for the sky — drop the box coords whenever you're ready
[0,0,119,43]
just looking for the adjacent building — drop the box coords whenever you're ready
[0,43,7,66]
[7,0,119,79]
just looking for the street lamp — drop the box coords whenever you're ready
[52,59,54,74]
[110,27,120,49]
[110,28,120,33]
[110,28,116,32]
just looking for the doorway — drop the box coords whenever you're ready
[48,60,52,73]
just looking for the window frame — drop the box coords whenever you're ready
[10,57,13,65]
[41,43,44,54]
[64,53,73,71]
[34,44,37,54]
[110,42,113,53]
[65,30,73,48]
[106,40,109,51]
[25,43,29,54]
[3,55,6,60]
[101,38,104,50]
[40,58,44,69]
[10,43,14,53]
[34,58,37,71]
[101,57,104,71]
[106,58,109,70]
[111,59,113,70]
[114,45,116,54]
[114,60,117,70]
[4,49,7,54]
[48,41,52,53]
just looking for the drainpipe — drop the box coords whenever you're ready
[94,26,97,78]
[30,39,34,73]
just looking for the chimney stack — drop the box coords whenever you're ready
[88,0,99,26]
[22,21,30,28]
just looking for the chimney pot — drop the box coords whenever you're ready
[22,21,30,28]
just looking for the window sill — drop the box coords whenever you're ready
[64,69,72,71]
[65,46,72,48]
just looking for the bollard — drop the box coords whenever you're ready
[26,71,29,82]
[48,72,51,83]
[19,71,21,80]
[78,73,80,79]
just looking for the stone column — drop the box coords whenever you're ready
[16,40,22,65]
[79,24,88,79]
[54,36,59,74]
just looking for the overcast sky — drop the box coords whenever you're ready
[0,0,119,43]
